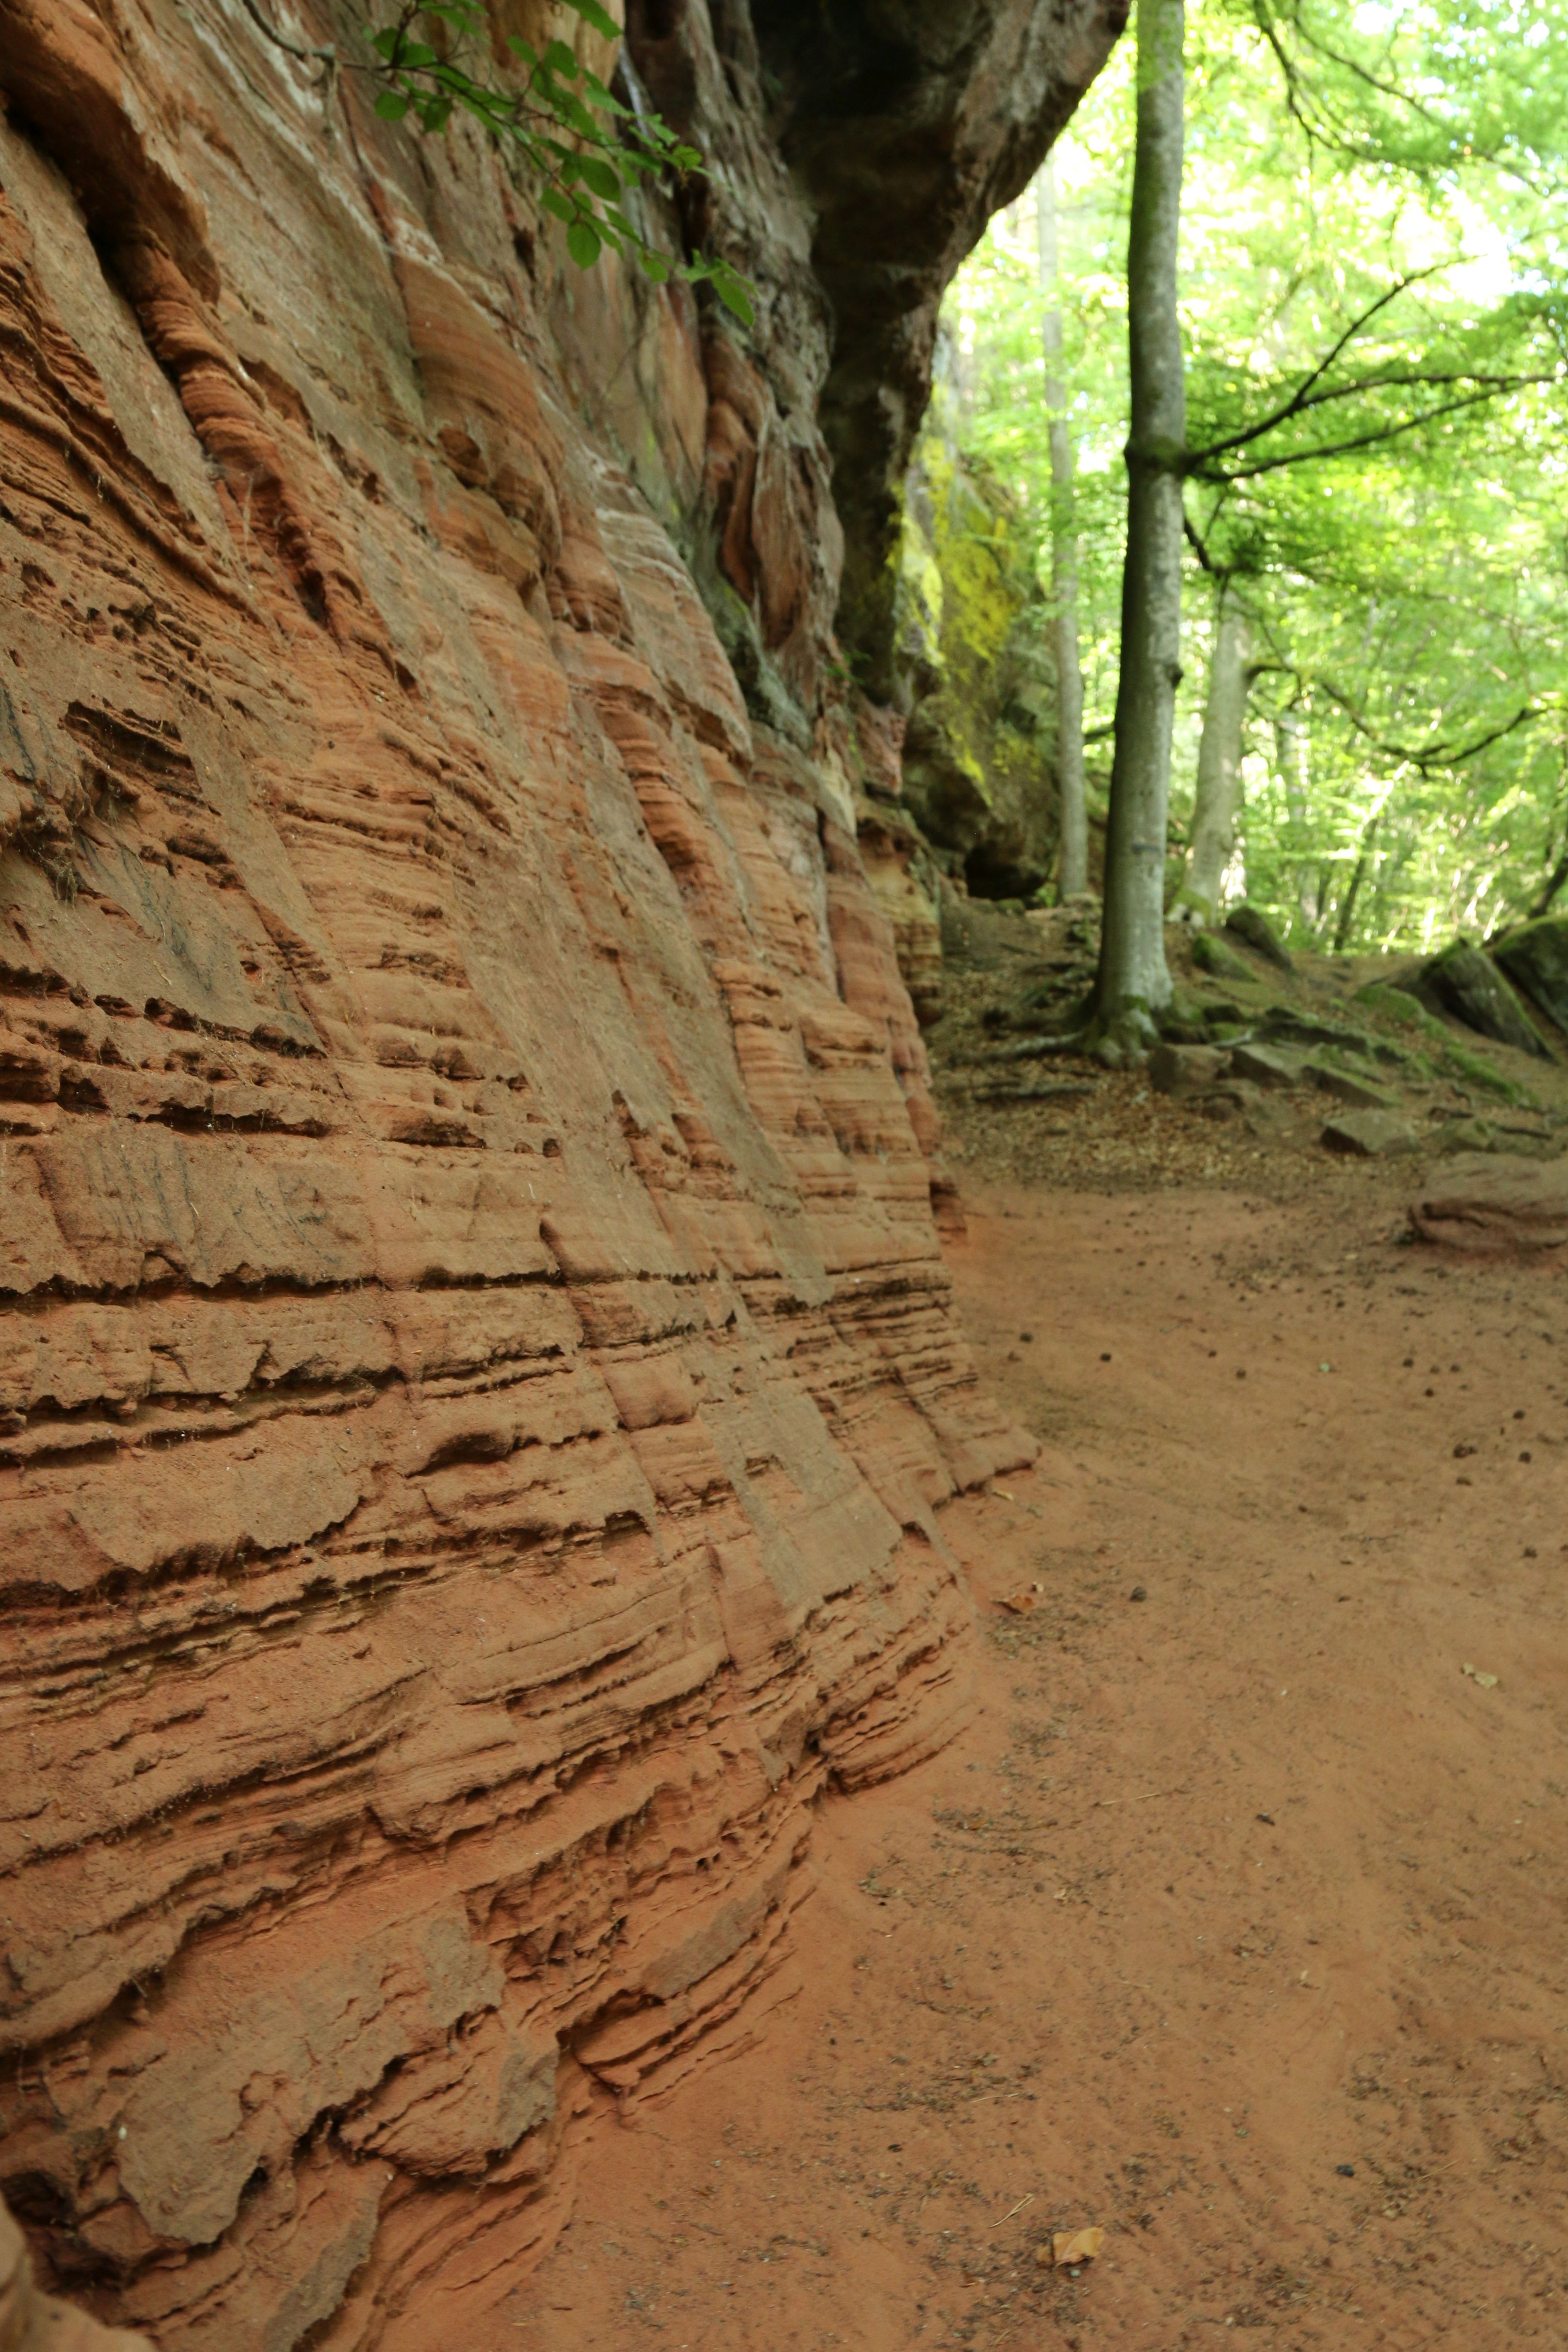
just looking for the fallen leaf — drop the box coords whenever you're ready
[1041,2226,1105,2270]
[997,1580,1044,1614]
[1461,1662,1499,1690]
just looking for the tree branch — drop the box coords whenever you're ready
[1283,9,1451,135]
[1182,512,1217,573]
[1192,381,1556,484]
[1527,842,1568,920]
[1311,675,1546,770]
[237,0,336,68]
[1184,266,1449,465]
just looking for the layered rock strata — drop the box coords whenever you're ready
[0,1,1109,2340]
[0,2194,151,2352]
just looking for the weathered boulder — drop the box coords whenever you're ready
[1492,915,1568,1038]
[1229,1041,1303,1090]
[1420,940,1550,1057]
[1149,1043,1230,1098]
[1322,1110,1418,1156]
[1190,930,1256,986]
[1306,1062,1393,1111]
[1409,1152,1568,1254]
[1225,903,1293,970]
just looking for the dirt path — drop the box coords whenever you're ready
[519,1175,1568,2351]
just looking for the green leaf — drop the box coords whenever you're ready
[539,184,577,224]
[562,0,622,40]
[576,154,621,201]
[418,95,453,132]
[710,268,755,327]
[567,217,603,270]
[506,35,538,64]
[638,247,671,283]
[671,144,703,172]
[543,39,581,77]
[556,92,600,140]
[374,90,411,119]
[582,70,631,115]
[398,41,439,68]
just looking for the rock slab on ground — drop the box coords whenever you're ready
[1409,1151,1568,1253]
[1149,1043,1230,1098]
[1229,1041,1303,1090]
[1421,939,1551,1057]
[1190,930,1256,985]
[1321,1109,1418,1157]
[1493,914,1568,1038]
[1306,1061,1393,1111]
[1224,902,1294,969]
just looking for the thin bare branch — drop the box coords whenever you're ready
[1185,266,1450,465]
[237,0,335,68]
[1194,380,1557,484]
[1311,674,1547,770]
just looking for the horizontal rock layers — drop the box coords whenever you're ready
[0,2193,151,2352]
[0,1,1109,2342]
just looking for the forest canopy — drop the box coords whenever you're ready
[943,0,1568,954]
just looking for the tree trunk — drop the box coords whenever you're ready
[1276,707,1315,927]
[1332,811,1378,952]
[1529,843,1568,919]
[1035,159,1088,902]
[1179,577,1248,923]
[1093,0,1186,1050]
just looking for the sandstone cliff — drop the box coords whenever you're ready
[0,3,1119,2342]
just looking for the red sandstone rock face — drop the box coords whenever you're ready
[0,3,1050,2343]
[1,2195,152,2351]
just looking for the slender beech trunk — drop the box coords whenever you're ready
[1276,707,1316,925]
[1093,0,1186,1047]
[1530,843,1568,919]
[1180,576,1249,923]
[1332,811,1378,952]
[1035,160,1088,901]
[1530,735,1568,916]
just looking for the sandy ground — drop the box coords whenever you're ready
[518,1170,1568,2351]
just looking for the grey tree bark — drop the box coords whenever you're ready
[1035,159,1089,902]
[1178,576,1249,924]
[1092,0,1185,1052]
[1332,810,1379,952]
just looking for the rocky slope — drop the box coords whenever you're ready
[0,2,1119,2343]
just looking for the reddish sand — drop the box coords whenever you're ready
[518,1176,1568,2350]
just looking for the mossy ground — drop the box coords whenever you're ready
[925,900,1568,1193]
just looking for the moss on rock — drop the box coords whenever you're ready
[894,369,1057,898]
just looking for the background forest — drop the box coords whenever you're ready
[935,0,1568,953]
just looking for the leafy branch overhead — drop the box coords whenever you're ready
[946,0,1568,952]
[368,0,752,321]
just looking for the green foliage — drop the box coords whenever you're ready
[943,0,1568,950]
[364,2,753,323]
